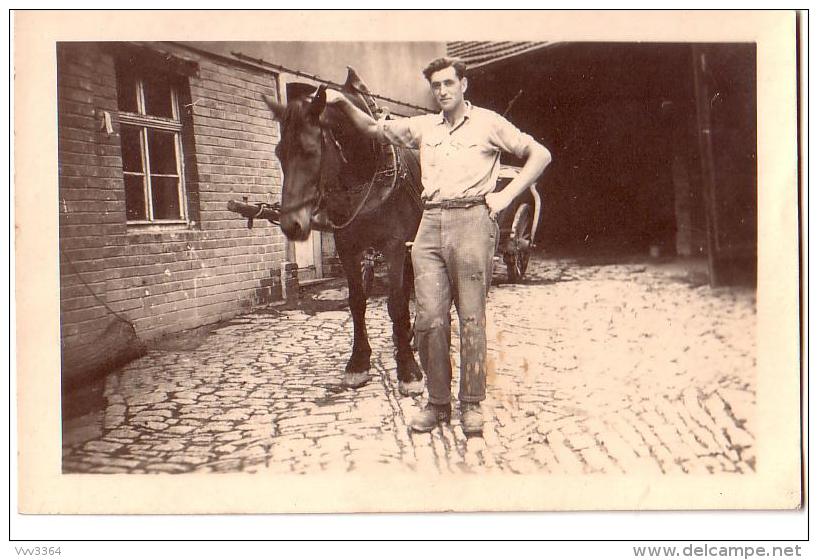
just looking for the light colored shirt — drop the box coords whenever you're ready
[377,102,536,202]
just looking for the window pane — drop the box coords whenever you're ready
[124,174,147,220]
[147,130,178,175]
[115,64,139,113]
[143,74,174,119]
[119,125,144,173]
[150,176,182,220]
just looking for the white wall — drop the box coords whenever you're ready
[185,41,447,115]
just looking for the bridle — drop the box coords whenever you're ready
[277,125,387,231]
[274,128,333,219]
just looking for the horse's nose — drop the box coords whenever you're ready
[285,220,302,239]
[280,211,311,241]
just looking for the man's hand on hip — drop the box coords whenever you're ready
[485,191,513,220]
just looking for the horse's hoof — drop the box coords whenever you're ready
[342,371,372,389]
[398,379,424,397]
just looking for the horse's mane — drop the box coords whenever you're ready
[274,98,309,161]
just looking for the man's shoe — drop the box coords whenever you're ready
[460,402,484,436]
[409,402,451,433]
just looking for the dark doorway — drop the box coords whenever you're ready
[466,42,756,285]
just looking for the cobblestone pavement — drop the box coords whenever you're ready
[62,255,756,476]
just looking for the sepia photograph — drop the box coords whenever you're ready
[13,10,802,522]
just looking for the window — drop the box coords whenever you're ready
[116,63,188,224]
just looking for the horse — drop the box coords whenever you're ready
[262,68,425,396]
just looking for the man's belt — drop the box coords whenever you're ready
[423,196,486,209]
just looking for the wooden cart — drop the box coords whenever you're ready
[494,164,543,283]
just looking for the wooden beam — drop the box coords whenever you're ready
[691,45,722,286]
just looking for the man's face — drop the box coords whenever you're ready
[429,66,467,113]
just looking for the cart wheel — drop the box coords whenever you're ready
[504,203,533,283]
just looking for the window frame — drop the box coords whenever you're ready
[118,76,189,225]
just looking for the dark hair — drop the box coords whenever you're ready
[422,57,467,82]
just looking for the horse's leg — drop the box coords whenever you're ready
[336,236,372,388]
[384,237,424,396]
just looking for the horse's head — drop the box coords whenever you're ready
[263,85,342,241]
[264,69,378,240]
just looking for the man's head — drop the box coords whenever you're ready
[422,57,468,114]
[422,56,467,82]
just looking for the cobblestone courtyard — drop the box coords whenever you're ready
[62,254,756,476]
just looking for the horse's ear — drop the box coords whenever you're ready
[262,94,286,121]
[308,85,327,120]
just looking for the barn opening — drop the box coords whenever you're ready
[460,42,757,286]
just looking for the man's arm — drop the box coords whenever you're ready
[326,91,381,140]
[485,141,551,219]
[327,90,420,148]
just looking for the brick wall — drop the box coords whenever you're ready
[58,42,288,352]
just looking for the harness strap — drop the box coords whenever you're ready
[395,147,424,213]
[322,128,390,231]
[277,193,320,216]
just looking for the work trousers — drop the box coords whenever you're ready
[411,202,498,405]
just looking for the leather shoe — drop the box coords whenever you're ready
[409,402,451,433]
[460,402,484,436]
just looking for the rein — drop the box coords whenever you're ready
[322,128,397,231]
[276,192,320,217]
[272,130,331,218]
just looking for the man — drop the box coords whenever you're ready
[328,57,551,435]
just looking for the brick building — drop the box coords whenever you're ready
[58,42,293,367]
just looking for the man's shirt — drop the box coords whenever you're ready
[377,102,536,202]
